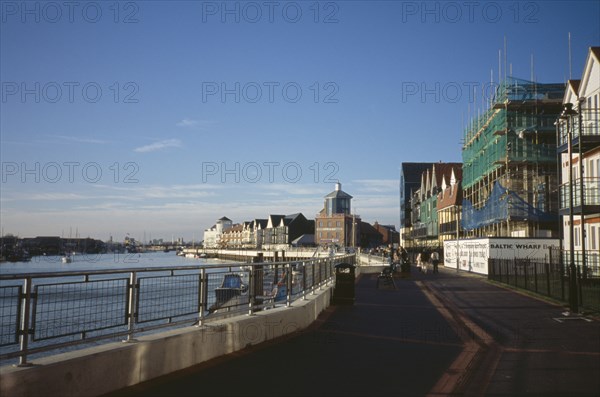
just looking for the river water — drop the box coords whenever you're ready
[0,251,247,365]
[0,251,237,275]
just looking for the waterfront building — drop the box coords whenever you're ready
[461,77,564,238]
[409,162,462,250]
[261,213,314,251]
[437,166,463,243]
[359,221,384,248]
[220,223,244,248]
[372,222,399,246]
[399,163,435,248]
[249,219,268,248]
[203,216,233,248]
[315,182,360,247]
[557,47,600,275]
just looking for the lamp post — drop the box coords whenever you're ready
[561,103,578,313]
[577,97,586,279]
[456,204,460,273]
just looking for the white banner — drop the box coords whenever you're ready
[443,238,559,275]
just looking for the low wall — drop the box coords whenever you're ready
[0,286,334,397]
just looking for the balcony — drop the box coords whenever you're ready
[559,177,600,215]
[557,109,600,153]
[410,224,428,239]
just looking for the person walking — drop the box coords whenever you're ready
[416,252,423,272]
[400,247,408,264]
[431,250,440,274]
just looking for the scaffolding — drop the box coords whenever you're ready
[461,77,564,237]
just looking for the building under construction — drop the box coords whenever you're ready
[461,77,565,238]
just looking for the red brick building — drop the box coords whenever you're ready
[315,183,360,247]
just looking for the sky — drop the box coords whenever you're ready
[1,0,599,243]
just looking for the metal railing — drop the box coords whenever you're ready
[488,258,600,313]
[0,255,354,366]
[558,108,600,146]
[559,177,600,208]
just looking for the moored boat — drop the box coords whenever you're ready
[208,273,248,313]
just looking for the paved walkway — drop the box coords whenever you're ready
[104,265,600,396]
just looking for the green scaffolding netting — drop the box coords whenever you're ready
[462,78,564,189]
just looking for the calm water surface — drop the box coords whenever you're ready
[0,251,238,275]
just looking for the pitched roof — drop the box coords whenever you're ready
[283,213,306,226]
[254,219,268,229]
[432,163,462,188]
[568,79,581,93]
[590,46,600,62]
[437,180,462,209]
[267,215,285,228]
[360,221,382,236]
[291,234,315,246]
[223,223,243,233]
[420,162,461,195]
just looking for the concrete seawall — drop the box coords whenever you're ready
[0,285,335,397]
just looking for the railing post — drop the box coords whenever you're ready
[524,260,529,290]
[197,268,206,326]
[560,261,566,301]
[545,262,551,296]
[496,260,502,282]
[302,262,307,301]
[124,271,138,342]
[248,266,254,315]
[286,262,292,307]
[577,265,583,307]
[17,276,33,367]
[311,260,316,295]
[533,261,538,293]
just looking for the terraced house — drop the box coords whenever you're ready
[409,162,461,250]
[557,47,600,276]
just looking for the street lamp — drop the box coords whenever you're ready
[577,97,587,279]
[560,102,579,313]
[456,204,460,273]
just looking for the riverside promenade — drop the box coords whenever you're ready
[104,264,600,397]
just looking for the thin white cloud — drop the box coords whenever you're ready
[176,118,199,127]
[175,118,217,130]
[54,135,108,144]
[1,192,87,202]
[134,139,181,153]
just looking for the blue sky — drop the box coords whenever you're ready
[1,1,599,242]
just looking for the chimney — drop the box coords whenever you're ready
[335,182,341,191]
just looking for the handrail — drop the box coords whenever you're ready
[0,254,355,365]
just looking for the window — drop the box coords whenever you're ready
[336,221,341,227]
[590,226,597,250]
